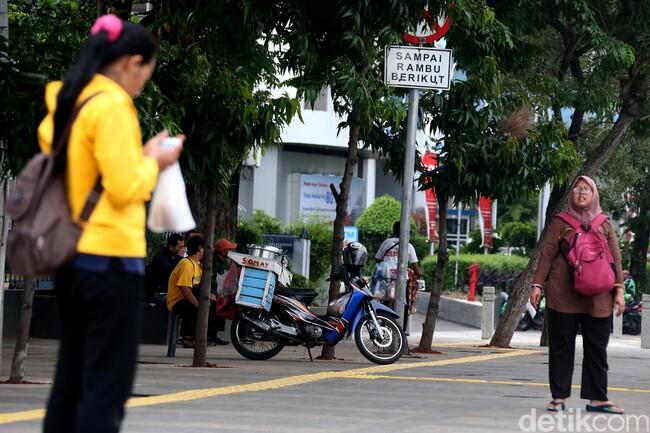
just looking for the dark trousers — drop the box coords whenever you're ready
[547,308,611,401]
[44,263,143,433]
[172,298,220,338]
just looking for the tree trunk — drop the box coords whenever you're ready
[490,109,638,347]
[97,0,133,20]
[319,107,361,360]
[10,279,34,382]
[0,0,8,39]
[629,205,650,294]
[0,181,9,374]
[214,167,240,241]
[418,190,448,350]
[193,180,217,367]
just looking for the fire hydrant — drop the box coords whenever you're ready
[468,262,480,302]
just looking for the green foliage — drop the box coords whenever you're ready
[356,195,429,260]
[142,1,300,197]
[287,272,319,290]
[461,230,505,254]
[499,221,537,254]
[421,254,528,293]
[0,0,95,178]
[356,195,401,254]
[236,210,283,252]
[498,194,538,224]
[288,216,333,282]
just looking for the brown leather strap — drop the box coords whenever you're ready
[79,177,103,222]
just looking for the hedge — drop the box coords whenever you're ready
[420,254,528,294]
[422,256,650,296]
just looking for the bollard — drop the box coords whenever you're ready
[481,286,495,339]
[613,307,623,338]
[642,294,650,349]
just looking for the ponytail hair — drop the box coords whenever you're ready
[53,15,157,166]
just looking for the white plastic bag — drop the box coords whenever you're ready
[147,162,196,233]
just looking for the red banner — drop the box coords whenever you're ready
[422,151,438,242]
[478,196,492,249]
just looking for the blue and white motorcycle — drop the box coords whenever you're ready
[230,242,405,365]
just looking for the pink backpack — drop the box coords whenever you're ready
[556,212,615,296]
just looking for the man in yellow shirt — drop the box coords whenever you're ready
[167,235,221,347]
[167,235,204,347]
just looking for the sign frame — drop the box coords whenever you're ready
[384,45,453,90]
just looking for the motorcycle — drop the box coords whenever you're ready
[230,242,406,365]
[498,291,545,331]
[622,301,642,335]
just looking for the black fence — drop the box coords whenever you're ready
[3,273,55,290]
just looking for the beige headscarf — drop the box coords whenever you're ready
[563,175,603,225]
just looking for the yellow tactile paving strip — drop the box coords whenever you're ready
[9,347,648,426]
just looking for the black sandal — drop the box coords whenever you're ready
[546,400,566,412]
[586,403,624,414]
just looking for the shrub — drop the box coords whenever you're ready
[288,216,333,282]
[500,221,537,254]
[420,254,528,294]
[356,194,429,260]
[236,210,283,252]
[356,195,402,256]
[462,229,506,254]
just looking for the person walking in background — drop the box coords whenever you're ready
[40,15,183,433]
[530,175,625,414]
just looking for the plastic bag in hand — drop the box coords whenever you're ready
[147,162,196,233]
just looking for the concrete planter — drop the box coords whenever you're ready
[415,292,482,329]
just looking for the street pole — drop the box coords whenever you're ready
[453,202,462,288]
[0,0,8,375]
[396,88,419,333]
[0,0,7,40]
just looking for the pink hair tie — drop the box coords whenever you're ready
[91,14,123,43]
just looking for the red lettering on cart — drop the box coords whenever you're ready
[242,257,270,269]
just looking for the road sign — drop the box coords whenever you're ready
[384,45,453,90]
[403,10,452,45]
[344,226,359,243]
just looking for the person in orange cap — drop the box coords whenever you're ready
[211,239,239,344]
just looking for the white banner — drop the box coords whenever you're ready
[299,174,365,222]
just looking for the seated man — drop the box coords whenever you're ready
[166,236,222,347]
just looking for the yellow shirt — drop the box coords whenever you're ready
[37,74,159,258]
[167,257,202,310]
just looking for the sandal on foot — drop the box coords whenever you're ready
[546,400,566,412]
[586,403,624,414]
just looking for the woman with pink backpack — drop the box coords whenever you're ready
[530,175,626,414]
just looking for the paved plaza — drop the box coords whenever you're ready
[1,316,648,433]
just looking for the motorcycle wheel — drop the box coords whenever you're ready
[623,313,641,336]
[354,311,405,365]
[531,312,545,330]
[516,315,532,331]
[230,313,284,360]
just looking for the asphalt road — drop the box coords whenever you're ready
[1,318,649,433]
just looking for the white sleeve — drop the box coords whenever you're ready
[408,243,418,263]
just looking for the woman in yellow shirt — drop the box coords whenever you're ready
[40,15,183,433]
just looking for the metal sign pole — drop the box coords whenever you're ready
[396,88,419,332]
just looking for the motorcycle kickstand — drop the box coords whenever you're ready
[306,346,313,362]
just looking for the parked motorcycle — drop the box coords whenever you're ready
[498,291,545,331]
[622,301,642,336]
[230,242,405,365]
